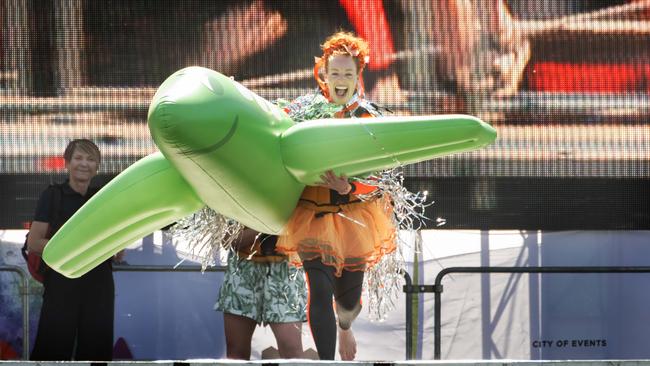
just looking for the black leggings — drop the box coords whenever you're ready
[303,258,364,360]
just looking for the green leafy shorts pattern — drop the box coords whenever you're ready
[215,252,307,324]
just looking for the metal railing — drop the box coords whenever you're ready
[403,271,418,360]
[422,266,650,360]
[0,264,227,360]
[4,263,416,360]
[403,270,441,360]
[0,265,30,360]
[112,264,227,274]
[13,263,649,361]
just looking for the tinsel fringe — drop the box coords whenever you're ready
[355,168,432,321]
[169,206,243,269]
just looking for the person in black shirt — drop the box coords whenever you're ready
[27,139,119,361]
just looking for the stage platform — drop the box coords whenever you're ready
[3,360,650,366]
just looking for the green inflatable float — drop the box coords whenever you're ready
[43,66,496,278]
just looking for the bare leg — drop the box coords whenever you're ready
[338,325,357,361]
[334,269,364,330]
[223,313,257,360]
[269,322,303,358]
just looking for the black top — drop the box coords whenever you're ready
[34,181,100,238]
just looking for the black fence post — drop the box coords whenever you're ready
[403,271,413,360]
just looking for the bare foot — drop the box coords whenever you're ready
[338,326,357,361]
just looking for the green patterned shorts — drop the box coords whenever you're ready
[215,252,307,324]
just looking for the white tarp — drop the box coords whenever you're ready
[2,229,650,360]
[253,230,650,360]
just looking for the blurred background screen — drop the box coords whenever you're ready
[0,0,648,229]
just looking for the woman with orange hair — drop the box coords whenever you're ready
[276,31,396,361]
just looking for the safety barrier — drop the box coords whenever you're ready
[8,264,650,360]
[0,264,226,360]
[409,266,650,360]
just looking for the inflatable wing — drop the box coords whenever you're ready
[43,153,203,278]
[43,66,496,278]
[281,114,495,184]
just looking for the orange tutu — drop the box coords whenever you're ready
[276,186,396,276]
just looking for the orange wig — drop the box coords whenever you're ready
[314,31,370,100]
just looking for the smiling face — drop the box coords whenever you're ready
[325,54,358,105]
[66,148,99,184]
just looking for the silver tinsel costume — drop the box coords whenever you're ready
[171,91,430,321]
